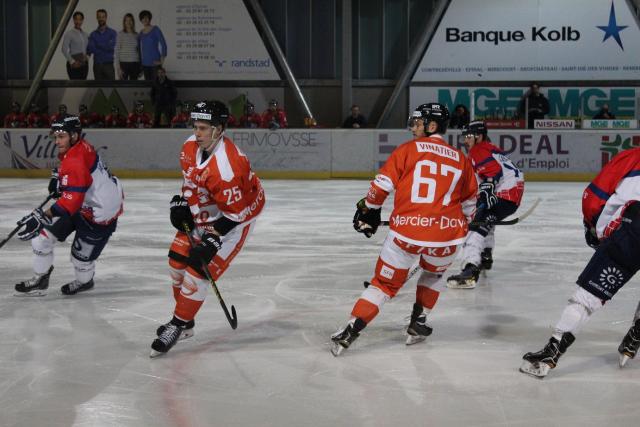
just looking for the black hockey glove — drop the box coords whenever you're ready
[48,168,61,199]
[170,195,194,232]
[187,233,222,272]
[17,208,52,241]
[583,221,599,249]
[478,181,498,210]
[353,198,381,238]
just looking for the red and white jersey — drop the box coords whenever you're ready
[583,147,640,240]
[179,134,265,229]
[51,139,124,224]
[468,140,524,205]
[366,134,477,247]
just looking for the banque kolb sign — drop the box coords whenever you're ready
[414,0,640,81]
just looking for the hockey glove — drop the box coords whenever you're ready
[353,198,381,238]
[17,208,52,241]
[187,233,222,272]
[48,168,61,199]
[170,195,194,232]
[583,221,599,249]
[478,181,498,210]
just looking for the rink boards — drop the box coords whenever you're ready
[1,128,638,180]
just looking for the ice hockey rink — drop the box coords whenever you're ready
[1,178,639,427]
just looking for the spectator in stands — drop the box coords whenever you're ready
[78,104,104,128]
[3,101,27,128]
[518,82,549,129]
[593,103,616,120]
[87,9,117,80]
[26,104,49,128]
[138,10,167,81]
[49,104,69,123]
[449,104,470,129]
[239,101,261,128]
[170,102,190,128]
[342,104,367,129]
[127,100,153,128]
[105,106,127,128]
[150,67,177,128]
[61,11,89,80]
[116,13,140,80]
[260,99,288,130]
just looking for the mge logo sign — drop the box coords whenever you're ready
[446,27,580,45]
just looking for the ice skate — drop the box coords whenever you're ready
[14,266,54,297]
[60,278,94,295]
[331,322,361,357]
[480,248,493,270]
[446,263,480,289]
[150,323,184,358]
[406,303,432,345]
[157,319,195,341]
[520,332,575,378]
[618,318,640,367]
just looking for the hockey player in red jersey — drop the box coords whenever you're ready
[3,101,27,128]
[78,104,104,128]
[104,106,126,128]
[239,101,261,128]
[14,116,124,296]
[331,103,478,356]
[126,101,153,128]
[170,102,190,128]
[521,146,640,378]
[49,104,69,124]
[260,99,288,129]
[26,103,49,128]
[447,121,524,288]
[151,100,266,357]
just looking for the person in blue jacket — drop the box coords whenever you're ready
[138,10,167,80]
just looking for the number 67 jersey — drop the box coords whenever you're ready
[366,134,478,247]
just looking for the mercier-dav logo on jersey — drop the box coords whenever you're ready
[599,134,640,166]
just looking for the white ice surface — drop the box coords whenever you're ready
[1,179,639,427]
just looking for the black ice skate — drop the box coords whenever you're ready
[446,263,480,289]
[14,265,54,297]
[406,303,433,345]
[618,318,640,368]
[481,248,493,270]
[331,318,365,357]
[60,278,94,295]
[157,319,195,341]
[150,323,184,358]
[520,332,575,378]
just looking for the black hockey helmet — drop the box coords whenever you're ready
[190,100,229,128]
[408,103,450,135]
[58,104,68,114]
[11,101,20,113]
[462,120,488,138]
[79,104,88,114]
[51,116,82,137]
[134,100,144,113]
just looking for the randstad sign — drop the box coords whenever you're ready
[414,0,640,81]
[409,87,637,118]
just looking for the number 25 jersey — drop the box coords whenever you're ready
[366,134,477,247]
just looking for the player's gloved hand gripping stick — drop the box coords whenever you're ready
[0,193,55,250]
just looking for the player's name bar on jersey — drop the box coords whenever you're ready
[485,119,526,129]
[534,119,575,129]
[582,120,638,129]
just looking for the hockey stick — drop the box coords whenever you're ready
[380,197,541,227]
[182,222,238,329]
[0,194,55,250]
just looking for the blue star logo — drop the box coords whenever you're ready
[597,2,628,50]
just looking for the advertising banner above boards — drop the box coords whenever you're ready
[534,120,576,129]
[44,0,279,80]
[413,0,640,82]
[409,86,639,121]
[582,119,639,129]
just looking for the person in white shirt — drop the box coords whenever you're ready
[61,11,89,80]
[115,13,140,80]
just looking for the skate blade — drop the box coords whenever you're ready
[406,334,426,346]
[446,279,476,289]
[331,342,345,357]
[149,349,166,358]
[519,360,550,378]
[14,290,48,297]
[619,353,632,368]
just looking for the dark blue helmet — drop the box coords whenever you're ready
[408,103,450,135]
[51,116,82,136]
